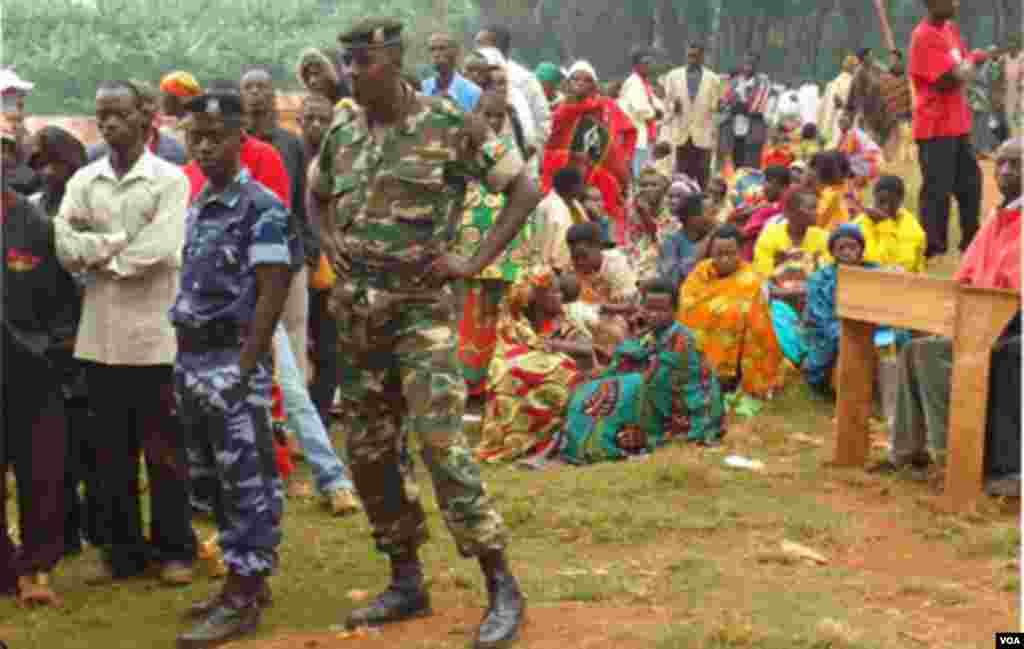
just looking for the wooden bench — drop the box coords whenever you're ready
[833,266,1021,509]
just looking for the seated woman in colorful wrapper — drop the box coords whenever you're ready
[739,165,792,262]
[477,268,595,465]
[802,223,880,394]
[679,224,787,397]
[704,176,731,224]
[453,91,537,397]
[657,185,718,290]
[623,166,672,279]
[567,221,638,364]
[561,278,725,465]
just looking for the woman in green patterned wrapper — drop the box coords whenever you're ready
[561,277,725,465]
[454,91,537,397]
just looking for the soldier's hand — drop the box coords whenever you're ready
[425,254,475,284]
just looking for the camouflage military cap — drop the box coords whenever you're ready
[338,17,404,50]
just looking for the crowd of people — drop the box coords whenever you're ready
[1,1,1022,648]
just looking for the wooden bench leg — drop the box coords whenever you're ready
[942,295,1017,510]
[833,319,877,466]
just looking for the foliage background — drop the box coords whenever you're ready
[3,0,1019,115]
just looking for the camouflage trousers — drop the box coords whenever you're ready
[174,348,284,577]
[331,280,507,558]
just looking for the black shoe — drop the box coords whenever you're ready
[345,587,431,629]
[177,575,264,649]
[185,581,273,619]
[176,602,261,649]
[475,572,525,649]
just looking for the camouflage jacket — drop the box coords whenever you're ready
[313,85,525,290]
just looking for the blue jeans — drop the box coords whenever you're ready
[632,147,650,179]
[274,325,354,495]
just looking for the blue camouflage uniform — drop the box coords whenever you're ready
[169,168,300,577]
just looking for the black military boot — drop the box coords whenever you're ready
[176,574,263,649]
[475,551,525,649]
[184,579,273,619]
[345,551,431,629]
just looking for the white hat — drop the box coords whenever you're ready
[0,69,33,95]
[567,61,598,83]
[476,47,506,67]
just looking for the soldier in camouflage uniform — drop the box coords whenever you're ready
[169,91,300,649]
[309,18,541,649]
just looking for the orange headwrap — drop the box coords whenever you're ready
[160,71,202,99]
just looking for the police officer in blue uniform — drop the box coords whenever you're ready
[169,89,301,649]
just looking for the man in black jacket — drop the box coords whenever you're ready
[0,120,80,606]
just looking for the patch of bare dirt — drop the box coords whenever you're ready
[226,604,674,649]
[819,484,1019,648]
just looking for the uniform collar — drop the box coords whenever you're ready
[194,168,253,210]
[354,81,423,137]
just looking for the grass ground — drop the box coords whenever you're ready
[2,161,1015,649]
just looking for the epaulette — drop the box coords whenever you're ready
[331,98,362,128]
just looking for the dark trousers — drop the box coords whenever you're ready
[1,332,67,585]
[63,395,109,553]
[731,115,767,169]
[83,362,196,574]
[675,140,712,190]
[309,288,341,424]
[917,135,982,257]
[985,327,1021,478]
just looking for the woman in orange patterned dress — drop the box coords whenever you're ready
[678,224,787,397]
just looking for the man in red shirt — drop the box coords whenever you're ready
[908,0,992,258]
[873,138,1021,494]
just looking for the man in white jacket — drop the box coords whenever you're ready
[475,25,551,142]
[659,42,721,190]
[619,47,664,179]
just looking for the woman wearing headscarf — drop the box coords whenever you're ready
[542,61,637,243]
[678,224,787,397]
[535,62,565,109]
[802,223,871,393]
[477,268,593,465]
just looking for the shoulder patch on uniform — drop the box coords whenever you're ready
[330,99,361,129]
